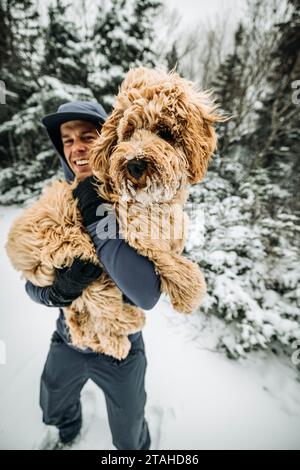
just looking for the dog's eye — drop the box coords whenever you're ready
[123,131,132,141]
[123,123,135,141]
[157,127,173,142]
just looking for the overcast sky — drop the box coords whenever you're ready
[37,0,246,31]
[164,0,245,26]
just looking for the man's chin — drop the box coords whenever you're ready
[74,168,93,181]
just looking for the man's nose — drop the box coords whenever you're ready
[127,159,147,180]
[73,140,87,153]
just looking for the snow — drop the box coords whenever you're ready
[1,205,300,450]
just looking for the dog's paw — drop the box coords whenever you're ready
[157,254,207,314]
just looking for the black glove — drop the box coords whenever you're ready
[73,175,109,227]
[47,257,103,307]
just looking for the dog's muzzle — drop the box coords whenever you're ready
[127,159,147,180]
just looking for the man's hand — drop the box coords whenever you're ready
[48,257,103,307]
[73,175,108,227]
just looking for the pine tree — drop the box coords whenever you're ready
[185,159,300,360]
[87,0,127,109]
[0,0,40,117]
[42,0,89,87]
[211,23,245,154]
[253,0,300,212]
[0,0,94,196]
[128,0,162,66]
[89,0,162,109]
[0,0,40,166]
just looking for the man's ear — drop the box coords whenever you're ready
[182,92,225,184]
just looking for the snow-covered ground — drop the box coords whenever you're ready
[1,206,300,450]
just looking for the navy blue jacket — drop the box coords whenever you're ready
[25,131,161,352]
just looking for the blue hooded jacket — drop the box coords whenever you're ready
[25,101,161,352]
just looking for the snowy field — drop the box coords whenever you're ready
[1,205,300,450]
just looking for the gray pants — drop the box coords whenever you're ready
[40,331,151,450]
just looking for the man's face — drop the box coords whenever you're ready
[60,120,99,181]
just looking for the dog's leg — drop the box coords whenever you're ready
[118,201,206,314]
[151,251,207,314]
[85,284,146,337]
[67,278,145,358]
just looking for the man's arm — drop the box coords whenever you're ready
[25,281,54,306]
[87,219,161,310]
[73,177,162,311]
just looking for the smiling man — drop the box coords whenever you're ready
[24,100,161,450]
[60,120,98,179]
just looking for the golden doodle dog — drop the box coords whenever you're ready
[6,67,222,360]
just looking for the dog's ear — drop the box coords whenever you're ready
[90,88,133,182]
[183,91,224,184]
[89,107,123,183]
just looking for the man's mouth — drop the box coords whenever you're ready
[73,159,89,168]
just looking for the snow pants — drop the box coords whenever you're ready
[40,330,150,450]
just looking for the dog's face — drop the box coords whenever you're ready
[90,67,222,203]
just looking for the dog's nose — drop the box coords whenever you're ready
[127,159,147,180]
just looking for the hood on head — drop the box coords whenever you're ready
[42,100,108,182]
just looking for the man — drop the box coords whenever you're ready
[25,100,161,450]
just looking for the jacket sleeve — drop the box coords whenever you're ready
[86,214,161,310]
[25,280,55,307]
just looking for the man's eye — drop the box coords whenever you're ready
[63,140,72,145]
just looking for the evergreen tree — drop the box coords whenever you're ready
[89,0,162,109]
[0,0,40,165]
[128,0,161,65]
[42,0,90,87]
[211,23,245,154]
[0,0,40,116]
[186,158,300,360]
[88,0,129,109]
[253,0,300,211]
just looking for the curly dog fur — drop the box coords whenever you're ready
[6,67,222,359]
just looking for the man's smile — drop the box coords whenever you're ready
[73,158,90,168]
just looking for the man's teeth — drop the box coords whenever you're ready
[75,159,89,166]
